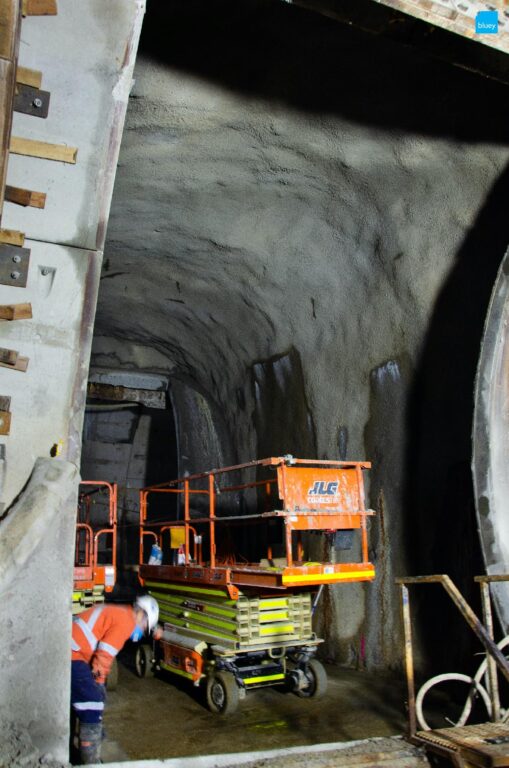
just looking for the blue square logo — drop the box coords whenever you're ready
[476,10,498,34]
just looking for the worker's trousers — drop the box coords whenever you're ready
[71,660,106,724]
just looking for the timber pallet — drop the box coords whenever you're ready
[412,722,509,767]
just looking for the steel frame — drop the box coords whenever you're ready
[139,456,375,589]
[397,573,509,738]
[74,480,118,594]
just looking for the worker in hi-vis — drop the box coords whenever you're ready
[71,595,159,764]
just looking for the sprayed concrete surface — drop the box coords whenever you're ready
[0,2,145,765]
[0,459,78,765]
[100,738,428,768]
[101,660,407,762]
[91,0,509,675]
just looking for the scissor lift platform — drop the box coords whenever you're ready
[73,480,117,614]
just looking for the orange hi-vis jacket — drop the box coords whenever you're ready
[72,604,136,684]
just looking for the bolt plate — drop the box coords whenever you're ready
[0,244,31,287]
[14,84,50,118]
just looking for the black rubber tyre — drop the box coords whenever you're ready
[205,671,240,715]
[135,644,154,679]
[295,659,327,699]
[106,657,118,691]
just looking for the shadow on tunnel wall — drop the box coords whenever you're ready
[252,347,317,459]
[403,161,509,674]
[137,0,509,144]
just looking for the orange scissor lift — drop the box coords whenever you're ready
[73,481,118,615]
[137,456,375,714]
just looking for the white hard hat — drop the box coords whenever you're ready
[134,595,159,632]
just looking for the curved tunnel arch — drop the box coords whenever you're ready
[474,248,509,630]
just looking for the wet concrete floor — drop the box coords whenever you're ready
[103,657,408,762]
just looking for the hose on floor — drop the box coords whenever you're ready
[415,634,509,730]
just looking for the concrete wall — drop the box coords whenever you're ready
[92,0,509,673]
[0,2,145,763]
[0,459,78,765]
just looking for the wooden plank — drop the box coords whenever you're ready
[0,346,18,364]
[16,65,42,89]
[0,0,20,218]
[22,0,57,16]
[0,0,20,60]
[0,354,28,371]
[0,410,11,435]
[0,302,32,320]
[10,135,77,163]
[5,184,46,208]
[0,227,24,245]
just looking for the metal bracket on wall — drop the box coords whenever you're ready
[0,243,31,287]
[14,83,50,118]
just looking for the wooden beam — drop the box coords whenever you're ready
[0,409,11,435]
[0,346,18,364]
[0,227,24,246]
[5,184,46,208]
[0,354,28,371]
[0,302,32,320]
[0,0,21,60]
[16,65,42,89]
[10,135,77,163]
[87,382,166,409]
[21,0,57,16]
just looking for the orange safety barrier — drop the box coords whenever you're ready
[74,481,118,594]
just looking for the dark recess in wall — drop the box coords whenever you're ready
[403,162,509,673]
[252,347,317,459]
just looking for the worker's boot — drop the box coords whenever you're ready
[79,722,102,764]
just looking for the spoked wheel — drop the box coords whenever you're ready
[205,671,240,715]
[295,659,327,699]
[135,644,154,679]
[106,657,118,691]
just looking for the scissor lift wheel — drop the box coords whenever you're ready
[135,644,154,678]
[206,671,239,715]
[295,659,327,699]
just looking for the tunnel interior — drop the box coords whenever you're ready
[2,0,509,764]
[73,0,509,758]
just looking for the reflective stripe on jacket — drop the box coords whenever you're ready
[72,604,136,683]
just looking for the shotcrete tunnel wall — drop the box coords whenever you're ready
[83,0,509,674]
[1,1,509,765]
